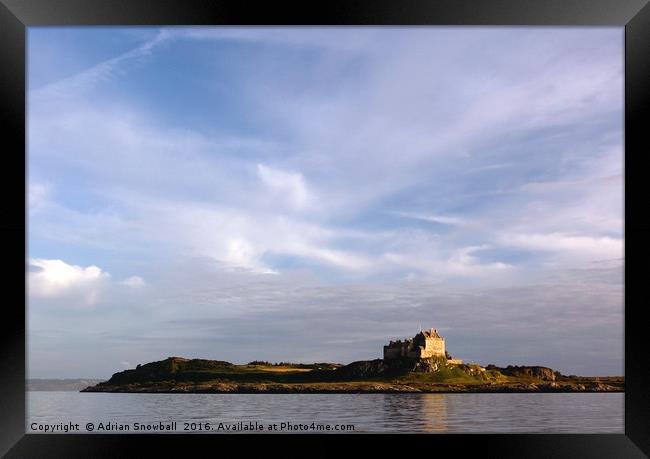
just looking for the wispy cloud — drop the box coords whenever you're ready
[504,232,623,261]
[257,163,315,211]
[393,212,467,227]
[119,276,146,288]
[31,29,171,99]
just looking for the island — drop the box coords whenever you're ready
[82,328,623,393]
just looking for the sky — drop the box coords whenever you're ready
[27,27,624,378]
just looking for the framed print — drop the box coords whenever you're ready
[1,0,649,457]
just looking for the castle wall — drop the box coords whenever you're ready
[406,348,422,359]
[383,346,403,360]
[420,337,445,358]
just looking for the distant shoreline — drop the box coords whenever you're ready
[28,379,105,392]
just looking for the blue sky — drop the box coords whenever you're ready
[27,27,623,378]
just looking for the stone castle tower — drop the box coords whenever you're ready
[383,328,446,360]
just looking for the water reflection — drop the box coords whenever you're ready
[27,392,624,433]
[382,394,448,432]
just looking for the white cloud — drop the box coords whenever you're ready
[122,195,371,274]
[224,238,277,274]
[285,243,371,271]
[447,245,513,275]
[120,276,146,288]
[257,164,314,211]
[380,235,512,280]
[28,258,110,305]
[505,232,623,262]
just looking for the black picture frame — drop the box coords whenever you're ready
[1,0,648,457]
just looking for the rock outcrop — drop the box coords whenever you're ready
[104,357,234,385]
[485,365,559,381]
[334,356,452,378]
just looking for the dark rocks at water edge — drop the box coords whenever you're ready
[82,381,623,394]
[80,356,624,394]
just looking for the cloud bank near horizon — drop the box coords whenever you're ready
[27,27,623,378]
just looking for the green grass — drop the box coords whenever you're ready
[397,365,482,384]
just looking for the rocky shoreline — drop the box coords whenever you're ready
[82,381,623,394]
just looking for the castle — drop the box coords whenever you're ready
[383,328,462,364]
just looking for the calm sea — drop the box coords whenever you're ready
[27,392,624,434]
